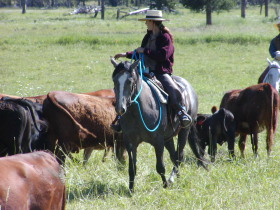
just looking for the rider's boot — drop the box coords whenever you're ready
[177,108,192,128]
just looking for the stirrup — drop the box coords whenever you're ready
[178,110,192,128]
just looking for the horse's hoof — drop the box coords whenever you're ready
[163,181,169,188]
[168,176,175,184]
[226,158,234,163]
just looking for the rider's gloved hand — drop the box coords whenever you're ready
[114,53,126,59]
[275,51,280,60]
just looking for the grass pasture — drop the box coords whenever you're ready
[1,6,280,209]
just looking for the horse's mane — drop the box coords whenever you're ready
[112,61,131,79]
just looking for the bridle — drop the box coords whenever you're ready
[112,52,163,132]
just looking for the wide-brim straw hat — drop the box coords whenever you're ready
[138,10,169,21]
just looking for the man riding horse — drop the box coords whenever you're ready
[258,20,280,84]
[112,10,192,132]
[270,19,280,59]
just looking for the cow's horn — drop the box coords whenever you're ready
[110,57,118,67]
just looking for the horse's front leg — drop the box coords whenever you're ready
[125,140,137,192]
[154,140,168,188]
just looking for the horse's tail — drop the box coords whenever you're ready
[188,124,209,170]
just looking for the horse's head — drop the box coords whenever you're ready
[111,58,140,115]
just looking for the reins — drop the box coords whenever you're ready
[130,50,162,132]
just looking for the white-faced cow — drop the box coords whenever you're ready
[0,151,66,210]
[220,83,279,158]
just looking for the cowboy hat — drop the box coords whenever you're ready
[138,10,169,21]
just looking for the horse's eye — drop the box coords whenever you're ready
[128,78,134,84]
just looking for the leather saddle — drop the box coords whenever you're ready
[143,73,188,108]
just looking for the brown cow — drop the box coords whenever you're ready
[0,89,119,164]
[220,83,279,158]
[0,88,114,103]
[80,89,117,163]
[83,88,115,98]
[0,151,66,210]
[43,90,125,164]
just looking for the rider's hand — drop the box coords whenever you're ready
[114,53,126,59]
[136,47,144,54]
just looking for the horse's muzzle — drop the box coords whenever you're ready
[115,105,126,116]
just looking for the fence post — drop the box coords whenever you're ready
[117,8,120,20]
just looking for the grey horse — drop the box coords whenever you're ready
[111,58,207,191]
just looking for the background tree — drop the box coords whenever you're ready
[241,0,247,18]
[265,0,268,17]
[271,0,280,18]
[101,0,105,19]
[21,0,26,13]
[155,0,178,10]
[181,0,236,25]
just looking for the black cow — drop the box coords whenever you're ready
[0,97,48,156]
[196,106,236,162]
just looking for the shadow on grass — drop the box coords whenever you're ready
[67,180,132,202]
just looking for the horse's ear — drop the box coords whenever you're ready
[111,57,119,68]
[129,59,141,71]
[267,58,272,66]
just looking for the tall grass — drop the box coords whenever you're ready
[1,6,280,209]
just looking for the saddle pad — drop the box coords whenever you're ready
[146,78,168,104]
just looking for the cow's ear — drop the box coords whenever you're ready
[211,106,218,114]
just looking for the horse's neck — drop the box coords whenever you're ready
[134,77,154,102]
[123,76,165,131]
[129,77,159,119]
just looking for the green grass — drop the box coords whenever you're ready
[1,6,280,209]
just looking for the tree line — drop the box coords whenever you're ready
[1,0,280,25]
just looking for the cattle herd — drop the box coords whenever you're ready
[0,69,279,208]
